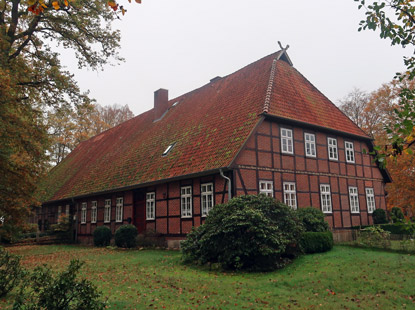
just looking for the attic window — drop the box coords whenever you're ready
[172,101,179,107]
[162,143,175,156]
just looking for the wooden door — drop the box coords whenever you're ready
[133,190,146,233]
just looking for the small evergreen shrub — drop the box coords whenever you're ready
[13,259,106,310]
[93,226,112,247]
[181,195,304,271]
[390,207,405,223]
[0,247,23,297]
[114,225,138,248]
[296,207,329,232]
[372,209,388,224]
[300,232,333,254]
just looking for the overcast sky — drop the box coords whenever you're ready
[64,0,410,116]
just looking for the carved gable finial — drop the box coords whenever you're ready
[275,41,293,66]
[278,41,290,52]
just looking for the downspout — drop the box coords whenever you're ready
[73,198,78,243]
[219,169,232,202]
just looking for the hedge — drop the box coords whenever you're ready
[300,231,333,254]
[380,223,415,235]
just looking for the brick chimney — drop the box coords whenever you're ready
[154,88,169,121]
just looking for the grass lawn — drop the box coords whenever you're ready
[2,245,415,309]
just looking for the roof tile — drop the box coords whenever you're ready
[39,51,369,203]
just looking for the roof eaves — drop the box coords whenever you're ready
[42,167,233,205]
[262,113,372,141]
[367,141,392,183]
[228,115,265,169]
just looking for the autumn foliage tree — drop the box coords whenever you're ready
[0,0,137,236]
[355,0,415,161]
[386,152,415,218]
[340,79,415,217]
[48,103,134,165]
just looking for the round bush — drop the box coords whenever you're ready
[390,207,405,223]
[93,226,112,247]
[296,207,329,232]
[300,232,333,254]
[114,225,138,248]
[181,195,304,271]
[372,209,388,224]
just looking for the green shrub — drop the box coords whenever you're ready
[380,222,415,235]
[300,232,333,254]
[372,209,388,224]
[50,214,72,242]
[136,229,166,248]
[114,225,138,248]
[390,207,405,223]
[357,226,391,249]
[13,259,106,310]
[0,247,23,297]
[296,207,329,232]
[21,223,38,234]
[181,195,304,271]
[93,226,112,247]
[0,222,21,244]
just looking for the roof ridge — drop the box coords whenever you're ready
[262,49,292,113]
[262,54,280,113]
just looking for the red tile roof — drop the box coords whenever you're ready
[266,59,368,137]
[38,50,369,203]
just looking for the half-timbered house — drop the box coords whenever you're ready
[37,49,391,245]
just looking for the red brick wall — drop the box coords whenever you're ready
[232,119,388,229]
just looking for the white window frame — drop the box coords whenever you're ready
[281,128,294,154]
[65,204,70,216]
[327,137,338,160]
[81,202,87,224]
[345,141,355,163]
[283,182,297,209]
[349,187,360,213]
[146,192,156,220]
[104,199,111,223]
[116,197,123,223]
[365,188,376,214]
[304,133,316,157]
[181,186,192,218]
[201,183,214,217]
[91,201,97,223]
[259,180,274,197]
[320,184,332,213]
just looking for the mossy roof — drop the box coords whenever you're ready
[38,50,369,203]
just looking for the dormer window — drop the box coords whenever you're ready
[162,143,175,156]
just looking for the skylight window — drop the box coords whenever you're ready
[162,143,175,156]
[172,101,179,107]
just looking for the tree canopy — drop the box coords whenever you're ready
[0,0,132,235]
[340,79,415,217]
[48,103,134,165]
[355,0,415,162]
